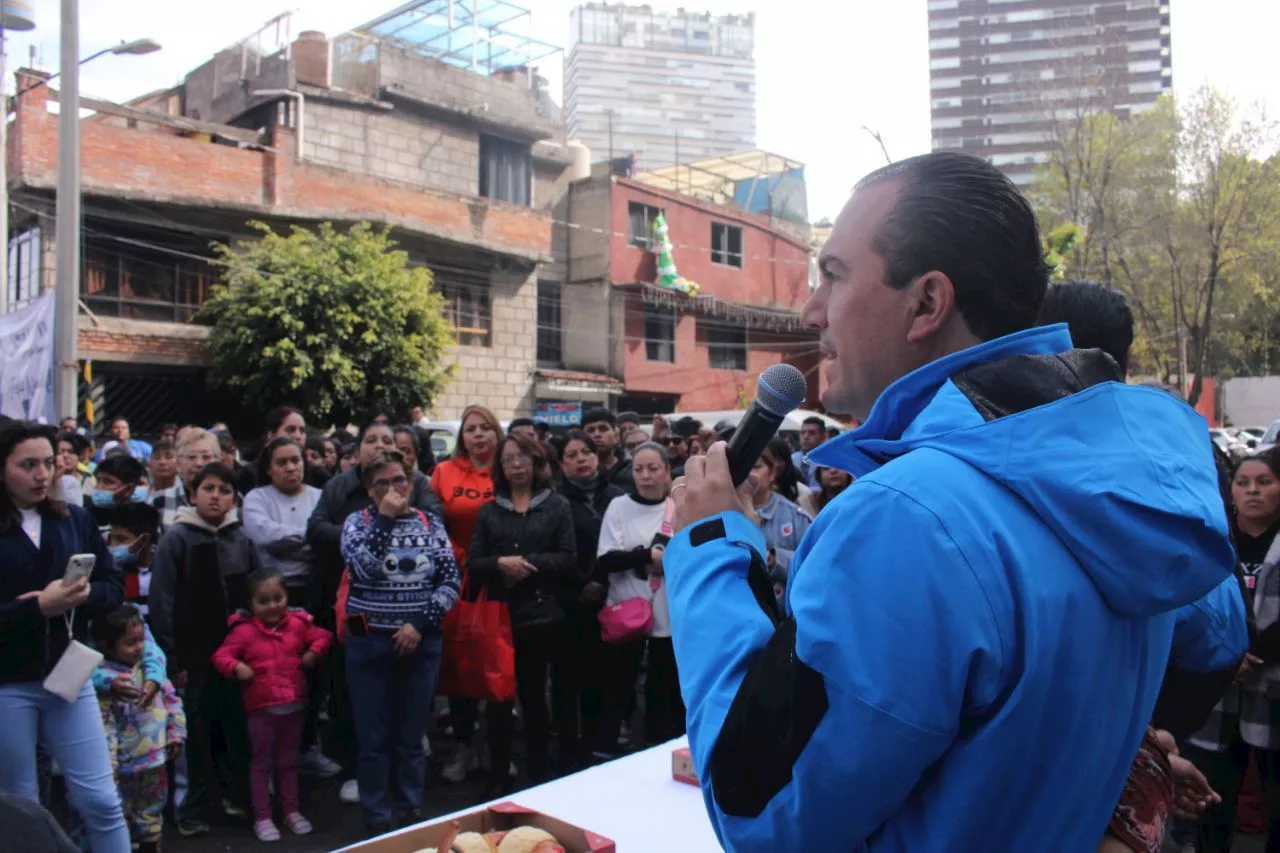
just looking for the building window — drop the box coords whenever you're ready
[644,303,675,362]
[628,202,662,249]
[710,222,743,268]
[537,280,562,366]
[704,322,747,370]
[6,227,41,310]
[479,135,531,206]
[438,278,492,347]
[82,234,217,322]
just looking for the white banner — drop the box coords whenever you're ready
[0,291,56,423]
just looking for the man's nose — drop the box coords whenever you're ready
[801,283,828,329]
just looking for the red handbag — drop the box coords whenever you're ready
[436,573,516,702]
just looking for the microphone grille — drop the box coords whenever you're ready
[755,363,807,416]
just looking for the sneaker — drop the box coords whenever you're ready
[253,819,281,842]
[176,818,210,838]
[283,812,313,836]
[617,721,630,747]
[299,745,342,779]
[441,745,476,783]
[339,779,360,804]
[222,798,248,819]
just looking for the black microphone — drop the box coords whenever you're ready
[726,363,808,486]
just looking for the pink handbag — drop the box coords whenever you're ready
[597,577,662,644]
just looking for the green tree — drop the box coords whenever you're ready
[200,221,455,423]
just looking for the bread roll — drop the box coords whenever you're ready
[496,826,563,853]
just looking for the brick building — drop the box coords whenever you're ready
[541,152,821,415]
[6,8,573,433]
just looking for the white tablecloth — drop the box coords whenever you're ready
[340,737,722,851]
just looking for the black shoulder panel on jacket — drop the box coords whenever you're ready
[951,349,1122,422]
[710,615,828,818]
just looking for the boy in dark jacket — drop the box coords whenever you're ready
[148,462,260,836]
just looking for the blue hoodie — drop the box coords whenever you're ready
[664,325,1245,852]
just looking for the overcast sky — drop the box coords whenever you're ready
[5,0,1277,220]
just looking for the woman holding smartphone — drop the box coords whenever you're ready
[0,419,129,853]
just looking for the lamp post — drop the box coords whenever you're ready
[51,9,161,420]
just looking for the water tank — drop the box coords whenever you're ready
[567,139,591,182]
[292,30,329,88]
[1,1,36,30]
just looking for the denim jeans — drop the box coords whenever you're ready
[345,629,443,826]
[0,680,131,853]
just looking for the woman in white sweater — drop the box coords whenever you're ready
[595,442,683,750]
[241,437,322,609]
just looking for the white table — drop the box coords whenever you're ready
[340,737,722,851]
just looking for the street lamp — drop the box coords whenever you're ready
[51,1,164,420]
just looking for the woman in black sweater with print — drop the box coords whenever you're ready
[468,434,576,796]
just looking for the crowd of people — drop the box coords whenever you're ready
[0,400,852,850]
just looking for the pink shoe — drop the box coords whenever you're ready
[254,819,281,842]
[284,812,313,836]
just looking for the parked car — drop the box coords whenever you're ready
[1257,420,1280,454]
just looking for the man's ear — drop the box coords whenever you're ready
[905,271,959,345]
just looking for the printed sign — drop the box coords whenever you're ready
[535,400,583,427]
[0,291,55,423]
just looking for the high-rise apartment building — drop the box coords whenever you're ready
[566,3,756,171]
[927,0,1172,187]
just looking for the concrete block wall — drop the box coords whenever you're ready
[432,267,537,420]
[301,100,479,197]
[377,47,557,141]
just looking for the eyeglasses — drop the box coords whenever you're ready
[370,475,409,491]
[500,454,533,467]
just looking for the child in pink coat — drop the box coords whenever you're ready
[212,567,332,842]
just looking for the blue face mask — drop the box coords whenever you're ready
[91,489,116,507]
[130,486,149,504]
[109,543,137,565]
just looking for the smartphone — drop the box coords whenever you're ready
[62,554,96,587]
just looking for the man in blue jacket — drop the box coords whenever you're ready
[665,153,1245,852]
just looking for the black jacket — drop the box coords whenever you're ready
[604,450,635,491]
[149,506,261,674]
[0,504,122,684]
[306,466,443,615]
[468,488,577,628]
[559,476,625,592]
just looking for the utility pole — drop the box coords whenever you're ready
[53,0,79,419]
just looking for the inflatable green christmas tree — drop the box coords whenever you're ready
[652,213,699,296]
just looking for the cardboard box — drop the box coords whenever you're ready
[672,746,699,787]
[340,802,615,853]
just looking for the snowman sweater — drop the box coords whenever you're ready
[340,508,460,634]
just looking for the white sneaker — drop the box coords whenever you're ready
[300,745,342,779]
[442,744,477,783]
[339,779,359,804]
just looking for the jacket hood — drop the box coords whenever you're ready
[810,324,1234,619]
[494,487,553,512]
[174,505,241,534]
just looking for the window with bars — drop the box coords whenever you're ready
[438,279,492,347]
[644,303,675,363]
[537,280,562,366]
[710,221,743,268]
[6,227,42,310]
[704,321,747,370]
[629,202,662,249]
[81,235,216,322]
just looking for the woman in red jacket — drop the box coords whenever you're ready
[212,568,332,842]
[430,405,501,783]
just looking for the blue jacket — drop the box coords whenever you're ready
[665,326,1245,852]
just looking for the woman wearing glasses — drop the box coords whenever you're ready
[339,449,460,836]
[468,435,576,797]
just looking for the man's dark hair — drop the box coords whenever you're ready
[192,462,236,491]
[856,152,1051,341]
[57,430,90,455]
[95,454,145,485]
[802,416,826,429]
[216,433,237,455]
[508,417,536,431]
[1038,280,1134,375]
[108,502,161,542]
[581,408,617,428]
[616,411,640,425]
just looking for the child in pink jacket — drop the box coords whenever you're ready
[212,567,332,842]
